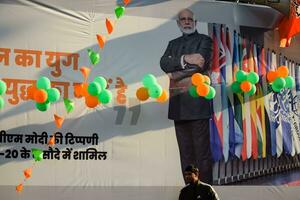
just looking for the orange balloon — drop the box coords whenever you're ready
[191,73,204,86]
[156,90,168,103]
[96,34,106,49]
[106,18,114,34]
[74,84,83,98]
[24,168,32,179]
[266,71,278,83]
[123,0,131,5]
[27,85,37,100]
[34,89,48,103]
[240,81,252,92]
[136,87,149,101]
[85,95,99,108]
[277,66,289,78]
[203,75,211,85]
[196,83,210,96]
[16,184,23,192]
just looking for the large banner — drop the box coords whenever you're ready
[1,1,300,200]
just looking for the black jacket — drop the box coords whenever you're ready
[160,31,213,120]
[179,181,219,200]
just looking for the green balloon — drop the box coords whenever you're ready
[37,76,51,90]
[98,89,112,104]
[0,80,7,95]
[115,6,125,19]
[0,96,5,110]
[32,148,43,161]
[231,81,242,93]
[87,49,100,65]
[188,85,199,98]
[35,101,50,112]
[271,83,282,93]
[247,71,259,84]
[148,83,162,98]
[285,76,295,89]
[205,86,216,100]
[246,84,256,96]
[142,74,157,88]
[94,76,107,90]
[236,70,248,83]
[273,77,286,89]
[88,82,102,96]
[47,88,60,103]
[64,98,74,113]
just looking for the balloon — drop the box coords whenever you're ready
[98,89,112,104]
[24,168,32,179]
[236,70,247,82]
[37,76,51,90]
[271,83,282,93]
[64,98,74,113]
[123,0,131,5]
[246,84,256,96]
[88,82,102,96]
[240,81,252,92]
[203,75,211,85]
[196,83,210,96]
[54,114,64,128]
[47,88,60,103]
[32,148,43,161]
[148,84,163,98]
[188,85,199,98]
[16,184,23,192]
[136,87,149,101]
[247,71,259,84]
[80,67,91,81]
[277,66,289,78]
[0,96,4,110]
[106,18,114,34]
[74,83,88,98]
[34,89,48,103]
[27,85,37,100]
[266,71,278,83]
[285,76,295,89]
[156,90,168,103]
[231,81,242,93]
[0,79,7,95]
[96,34,106,49]
[87,49,100,65]
[205,86,216,100]
[81,83,89,97]
[94,76,107,90]
[191,73,204,86]
[85,95,99,108]
[273,77,286,89]
[48,136,55,146]
[142,74,157,88]
[115,6,125,19]
[35,101,50,112]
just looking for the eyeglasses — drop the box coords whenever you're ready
[179,17,194,22]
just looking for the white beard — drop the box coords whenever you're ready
[179,26,196,35]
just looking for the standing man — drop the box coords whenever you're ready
[160,8,213,184]
[179,165,220,200]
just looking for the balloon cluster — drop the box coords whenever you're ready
[136,74,168,103]
[27,77,61,112]
[231,70,259,96]
[74,76,112,108]
[188,73,215,99]
[0,79,7,110]
[266,66,295,92]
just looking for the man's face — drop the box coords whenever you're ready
[184,171,198,184]
[177,10,196,34]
